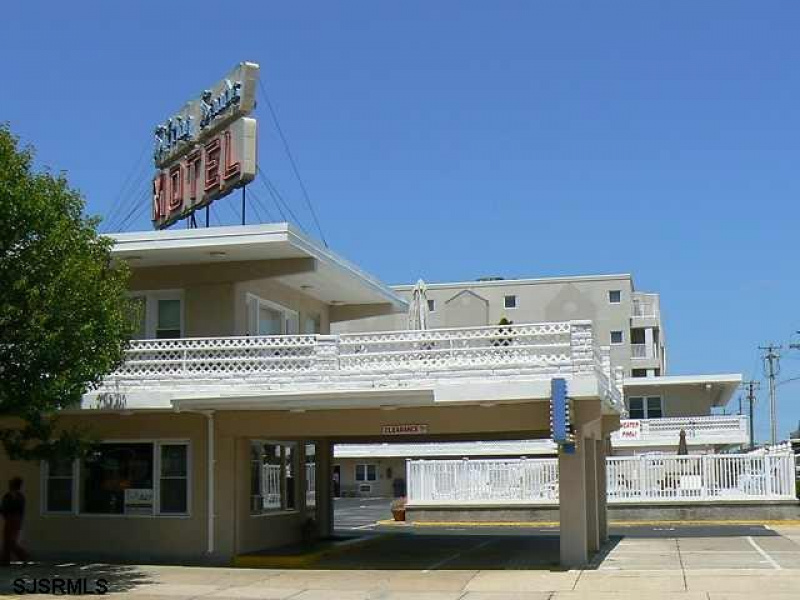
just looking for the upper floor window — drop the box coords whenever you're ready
[504,295,517,309]
[608,290,621,304]
[610,330,624,345]
[156,299,182,339]
[247,294,299,336]
[129,291,183,339]
[628,396,663,419]
[427,299,436,313]
[303,314,321,335]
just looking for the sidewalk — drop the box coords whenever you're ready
[3,526,800,599]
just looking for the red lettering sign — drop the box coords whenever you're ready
[204,137,221,192]
[168,164,183,212]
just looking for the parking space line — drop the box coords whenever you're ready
[747,536,782,570]
[422,538,495,572]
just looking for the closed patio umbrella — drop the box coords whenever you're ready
[407,279,430,331]
[677,429,688,455]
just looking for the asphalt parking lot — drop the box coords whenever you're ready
[334,496,390,531]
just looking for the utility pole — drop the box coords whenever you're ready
[741,380,760,450]
[759,345,781,445]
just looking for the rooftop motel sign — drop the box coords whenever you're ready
[151,62,259,229]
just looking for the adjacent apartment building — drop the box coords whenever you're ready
[333,275,746,476]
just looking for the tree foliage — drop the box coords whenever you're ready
[0,125,132,460]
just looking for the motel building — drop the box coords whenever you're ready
[0,223,630,568]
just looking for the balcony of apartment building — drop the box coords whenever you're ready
[615,374,746,452]
[631,292,660,328]
[84,320,624,413]
[630,325,663,374]
[611,414,750,451]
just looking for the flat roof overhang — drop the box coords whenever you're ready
[623,374,742,407]
[334,440,557,458]
[163,374,609,413]
[109,223,407,311]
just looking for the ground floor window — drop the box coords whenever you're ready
[44,457,76,513]
[355,464,377,482]
[43,440,190,516]
[251,441,297,514]
[305,443,316,509]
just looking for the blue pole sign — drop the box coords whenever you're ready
[550,377,575,453]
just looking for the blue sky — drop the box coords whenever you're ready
[2,2,799,441]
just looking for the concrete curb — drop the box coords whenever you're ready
[377,519,800,528]
[232,534,387,568]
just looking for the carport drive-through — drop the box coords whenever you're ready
[5,307,623,567]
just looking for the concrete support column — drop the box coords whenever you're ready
[644,327,655,359]
[596,438,608,544]
[559,439,588,567]
[584,437,600,554]
[297,443,307,516]
[314,440,334,538]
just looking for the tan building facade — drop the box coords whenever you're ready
[0,224,623,568]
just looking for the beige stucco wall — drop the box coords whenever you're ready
[333,457,406,497]
[623,385,715,418]
[233,279,330,335]
[127,261,331,338]
[0,413,209,562]
[0,399,558,562]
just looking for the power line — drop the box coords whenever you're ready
[257,77,328,247]
[103,139,152,232]
[759,344,782,445]
[257,167,305,231]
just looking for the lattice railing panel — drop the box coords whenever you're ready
[114,335,318,379]
[338,323,571,373]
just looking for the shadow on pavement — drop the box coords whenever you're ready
[0,562,154,595]
[315,532,623,571]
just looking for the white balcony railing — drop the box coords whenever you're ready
[97,321,622,408]
[406,452,795,505]
[630,343,649,359]
[611,415,750,447]
[632,293,659,319]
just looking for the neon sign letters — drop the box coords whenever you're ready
[150,62,259,229]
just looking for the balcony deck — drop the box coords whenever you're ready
[83,321,624,412]
[611,415,750,448]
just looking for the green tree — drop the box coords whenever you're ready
[0,125,132,460]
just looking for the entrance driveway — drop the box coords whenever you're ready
[5,526,800,598]
[334,497,390,532]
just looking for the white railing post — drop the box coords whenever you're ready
[765,454,774,498]
[569,320,594,374]
[314,335,340,373]
[700,454,709,501]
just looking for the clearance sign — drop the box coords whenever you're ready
[381,424,430,436]
[151,62,259,229]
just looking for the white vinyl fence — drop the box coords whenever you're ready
[407,453,796,505]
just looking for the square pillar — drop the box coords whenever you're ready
[596,439,608,543]
[559,439,588,567]
[584,437,600,554]
[314,440,334,538]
